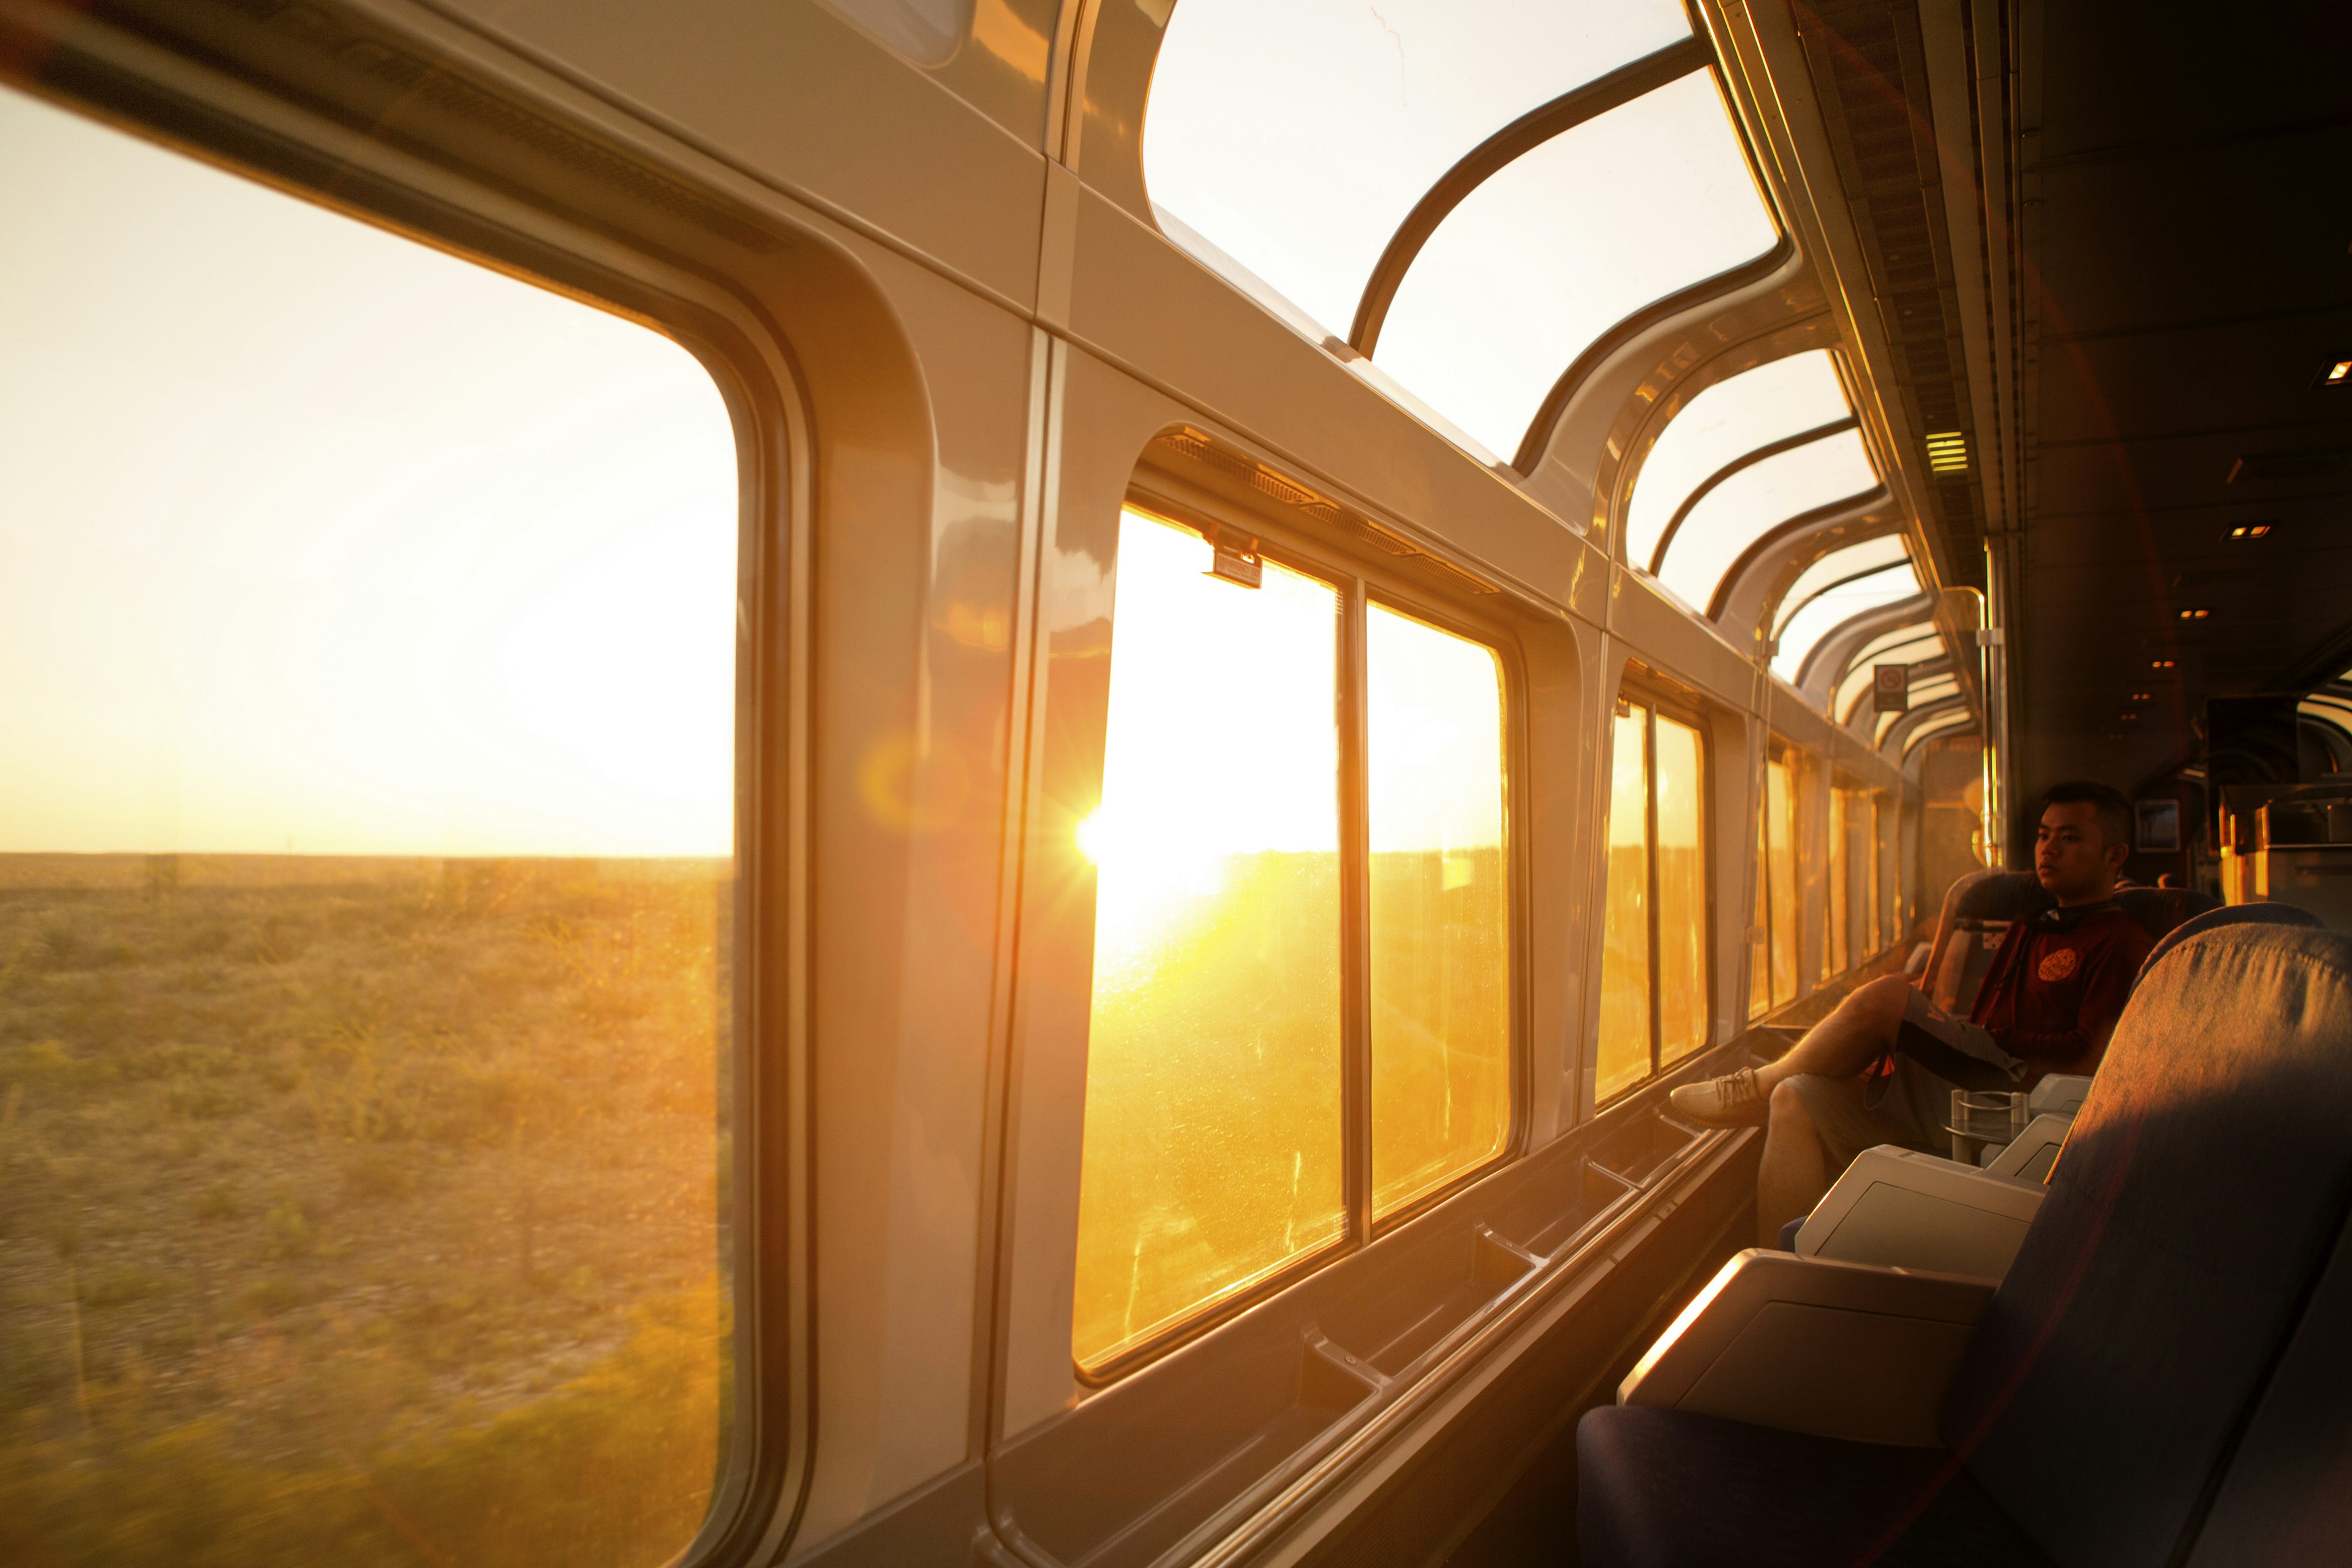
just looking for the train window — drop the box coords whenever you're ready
[1072,511,1347,1371]
[1597,696,1709,1101]
[1143,0,1692,345]
[1598,706,1654,1101]
[1878,793,1903,951]
[1866,793,1887,955]
[1827,785,1853,974]
[1747,748,1800,1017]
[1366,606,1511,1217]
[1626,350,1851,568]
[1071,510,1518,1370]
[1651,429,1877,611]
[1771,546,1923,681]
[0,86,738,1568]
[1143,2,1776,462]
[1375,70,1779,459]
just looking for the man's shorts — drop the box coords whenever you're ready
[1784,991,2028,1171]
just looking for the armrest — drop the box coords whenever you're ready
[2027,1072,2093,1117]
[1795,1144,2045,1279]
[1986,1112,2071,1182]
[1620,1250,1992,1448]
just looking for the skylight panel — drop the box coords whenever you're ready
[1772,534,1911,637]
[1653,427,1877,610]
[1374,71,1779,459]
[1771,562,1922,682]
[1845,620,1943,674]
[1143,0,1692,345]
[1876,678,1959,745]
[1901,709,1976,757]
[1624,350,1850,565]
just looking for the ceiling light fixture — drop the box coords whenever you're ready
[2130,692,2152,701]
[2151,658,2176,670]
[2177,607,2212,620]
[2326,359,2352,386]
[1924,431,1969,473]
[2228,521,2275,539]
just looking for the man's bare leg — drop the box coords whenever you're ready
[1668,973,1915,1126]
[1756,1080,1829,1245]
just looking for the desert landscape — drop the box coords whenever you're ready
[0,853,731,1567]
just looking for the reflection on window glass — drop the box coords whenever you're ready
[0,88,736,1567]
[1771,562,1924,682]
[1654,716,1708,1065]
[1377,71,1779,459]
[1766,757,1800,1004]
[1368,608,1510,1216]
[1144,0,1691,345]
[1626,350,1850,568]
[1072,513,1344,1371]
[1827,788,1851,974]
[1597,707,1651,1101]
[1653,428,1877,610]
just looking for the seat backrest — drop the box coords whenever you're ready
[2137,900,2322,986]
[1925,870,2051,1014]
[1940,924,2352,1565]
[2114,884,2222,943]
[2184,1205,2352,1564]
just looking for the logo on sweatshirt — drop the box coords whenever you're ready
[2038,947,2079,983]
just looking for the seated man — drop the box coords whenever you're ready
[1672,779,2155,1245]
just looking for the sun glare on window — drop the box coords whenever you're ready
[1071,511,1346,1371]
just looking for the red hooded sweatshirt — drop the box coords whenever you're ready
[1972,899,2155,1079]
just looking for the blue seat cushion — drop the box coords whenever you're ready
[1576,1406,2051,1568]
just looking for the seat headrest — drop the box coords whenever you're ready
[2136,900,2323,984]
[1954,870,2052,924]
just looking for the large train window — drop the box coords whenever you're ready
[1624,352,1877,608]
[1142,1,1779,463]
[1597,689,1709,1101]
[0,88,741,1566]
[1071,509,1513,1373]
[1746,744,1800,1018]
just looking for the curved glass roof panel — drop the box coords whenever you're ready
[1771,562,1921,682]
[1836,633,1945,723]
[1845,620,1943,675]
[1143,0,1692,345]
[1654,427,1877,609]
[1624,350,1850,566]
[1376,71,1779,458]
[1875,676,1960,744]
[1772,534,1911,637]
[1901,709,1976,758]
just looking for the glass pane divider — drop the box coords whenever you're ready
[1338,578,1374,1248]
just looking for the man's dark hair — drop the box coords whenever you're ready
[2041,780,2133,851]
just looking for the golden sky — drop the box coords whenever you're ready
[0,87,738,857]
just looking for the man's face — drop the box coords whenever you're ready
[2036,801,2123,902]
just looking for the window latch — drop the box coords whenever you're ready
[1204,525,1263,589]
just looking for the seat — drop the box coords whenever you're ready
[1918,870,2049,1016]
[1578,922,2352,1566]
[2114,883,2220,944]
[2137,899,2318,982]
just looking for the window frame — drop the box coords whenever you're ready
[1597,673,1717,1106]
[0,62,807,1568]
[1069,487,1534,1384]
